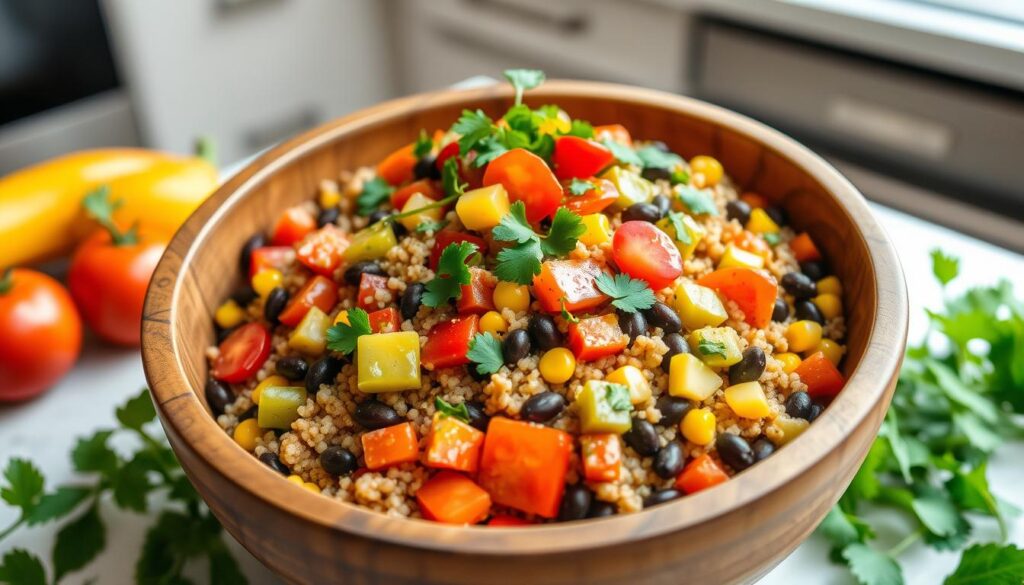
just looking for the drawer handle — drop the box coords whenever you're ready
[463,0,587,33]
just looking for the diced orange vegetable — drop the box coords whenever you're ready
[567,314,628,361]
[487,514,532,527]
[416,471,491,525]
[426,413,485,473]
[356,273,389,310]
[361,422,419,470]
[278,275,338,327]
[376,143,417,186]
[271,206,317,247]
[593,124,633,146]
[675,454,729,494]
[457,268,496,315]
[740,192,768,209]
[367,307,401,333]
[478,417,573,518]
[391,179,440,210]
[731,230,771,260]
[790,232,822,263]
[482,148,563,223]
[295,224,349,276]
[580,433,622,482]
[532,259,609,314]
[697,267,778,329]
[794,351,845,398]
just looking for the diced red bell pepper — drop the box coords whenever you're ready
[356,273,389,310]
[425,413,485,473]
[532,259,609,314]
[417,471,492,525]
[675,454,729,494]
[271,206,317,247]
[435,141,460,172]
[361,422,419,470]
[422,314,479,370]
[593,124,632,146]
[561,178,619,216]
[790,232,822,263]
[552,136,615,181]
[278,275,338,327]
[367,307,401,333]
[377,143,418,186]
[482,148,563,223]
[430,231,486,271]
[794,351,845,399]
[697,267,778,329]
[391,179,441,211]
[487,514,532,527]
[478,417,573,518]
[295,225,349,276]
[211,322,272,383]
[248,246,293,278]
[457,268,495,315]
[580,433,622,482]
[567,314,628,362]
[612,221,683,291]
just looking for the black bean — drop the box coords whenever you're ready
[656,395,691,427]
[717,433,755,472]
[343,261,386,286]
[520,392,566,423]
[354,401,402,430]
[503,329,531,366]
[651,195,672,218]
[799,261,827,282]
[784,391,813,420]
[587,500,617,518]
[413,154,440,180]
[558,485,592,521]
[320,446,358,476]
[276,356,309,381]
[772,298,790,322]
[643,489,682,508]
[643,301,681,334]
[617,310,647,347]
[264,287,289,324]
[795,300,825,325]
[467,364,491,382]
[400,283,425,321]
[622,202,662,224]
[239,233,267,274]
[808,403,824,422]
[751,437,775,462]
[238,405,258,422]
[306,356,344,394]
[205,379,233,416]
[781,272,817,300]
[641,167,671,182]
[726,200,752,226]
[231,284,257,306]
[527,314,562,351]
[765,206,787,227]
[317,206,340,228]
[728,347,766,384]
[216,325,237,344]
[465,401,489,432]
[259,452,289,475]
[653,442,685,479]
[623,420,660,456]
[661,333,690,372]
[367,209,392,225]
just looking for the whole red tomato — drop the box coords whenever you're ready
[0,269,82,401]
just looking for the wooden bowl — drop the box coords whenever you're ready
[142,81,908,585]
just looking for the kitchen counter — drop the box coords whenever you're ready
[1,202,1022,584]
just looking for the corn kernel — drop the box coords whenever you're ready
[539,348,575,385]
[746,208,780,234]
[302,482,321,494]
[479,311,507,337]
[214,299,246,329]
[775,352,802,374]
[786,320,823,353]
[252,375,289,405]
[724,381,771,419]
[817,276,843,296]
[252,269,283,297]
[812,293,843,320]
[580,213,613,246]
[690,155,723,187]
[286,474,305,486]
[493,282,530,313]
[606,365,652,405]
[318,183,341,209]
[681,408,716,446]
[815,339,845,366]
[456,184,510,231]
[233,419,262,452]
[718,243,765,270]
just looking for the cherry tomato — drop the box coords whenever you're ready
[279,275,339,327]
[561,178,619,216]
[271,206,316,247]
[0,269,82,402]
[68,229,166,346]
[552,136,615,180]
[482,148,563,223]
[295,225,349,276]
[211,322,272,383]
[435,142,460,172]
[377,143,418,186]
[611,221,683,291]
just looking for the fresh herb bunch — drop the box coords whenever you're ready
[0,389,246,585]
[326,307,372,354]
[492,201,585,284]
[818,250,1024,585]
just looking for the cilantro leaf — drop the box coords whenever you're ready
[415,219,449,233]
[492,203,583,284]
[931,249,960,287]
[595,273,656,313]
[209,543,247,585]
[539,208,585,257]
[53,504,105,582]
[602,139,643,167]
[413,129,433,158]
[1,459,44,514]
[467,333,504,375]
[560,298,579,323]
[357,178,394,216]
[636,145,682,169]
[435,397,472,423]
[911,485,970,547]
[492,201,537,244]
[675,184,718,215]
[763,232,781,246]
[423,242,475,307]
[503,69,545,105]
[568,178,596,196]
[326,308,372,354]
[567,119,594,138]
[670,168,690,185]
[26,486,92,527]
[698,338,728,359]
[841,544,903,585]
[470,135,509,167]
[71,431,118,476]
[441,156,466,197]
[453,109,496,156]
[494,239,543,285]
[112,455,155,513]
[116,388,156,432]
[666,211,693,246]
[818,506,873,556]
[0,549,46,585]
[944,544,1024,585]
[605,384,632,412]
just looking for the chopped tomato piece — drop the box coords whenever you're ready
[435,143,484,189]
[426,413,485,473]
[675,454,729,494]
[731,230,772,260]
[430,231,486,271]
[422,314,479,370]
[552,136,615,180]
[794,351,845,398]
[367,307,401,333]
[211,322,271,383]
[482,148,563,223]
[278,275,338,327]
[377,143,417,186]
[457,268,495,315]
[487,514,532,527]
[435,141,460,171]
[478,417,573,518]
[391,179,441,211]
[568,314,628,362]
[612,221,683,291]
[356,273,389,310]
[248,246,293,278]
[790,232,822,263]
[417,471,491,525]
[740,192,768,209]
[532,259,609,314]
[593,124,632,146]
[580,433,622,482]
[561,178,619,216]
[271,206,317,247]
[295,225,349,276]
[696,267,778,329]
[361,422,419,470]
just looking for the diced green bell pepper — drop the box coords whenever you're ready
[357,331,421,392]
[688,327,743,368]
[344,221,397,263]
[257,386,307,429]
[674,280,728,330]
[600,166,655,209]
[576,380,633,434]
[288,306,330,356]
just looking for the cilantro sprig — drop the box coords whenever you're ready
[492,202,585,284]
[326,308,372,354]
[674,184,718,216]
[356,177,394,216]
[423,241,477,307]
[434,397,472,423]
[697,338,728,359]
[467,333,504,376]
[504,69,545,106]
[594,273,656,313]
[568,178,595,196]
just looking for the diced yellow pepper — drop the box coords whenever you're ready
[344,221,397,263]
[288,307,331,356]
[318,182,341,209]
[718,243,765,270]
[812,293,843,320]
[746,208,780,234]
[681,407,716,446]
[668,353,723,401]
[601,166,655,209]
[357,331,422,392]
[576,380,633,434]
[688,327,743,368]
[786,320,823,353]
[252,375,288,405]
[657,213,705,260]
[579,213,613,246]
[817,276,842,296]
[673,280,728,330]
[606,365,652,405]
[214,299,246,329]
[815,339,845,366]
[257,386,307,429]
[252,269,283,298]
[398,192,443,231]
[724,381,771,419]
[456,184,510,231]
[772,415,809,445]
[775,352,802,374]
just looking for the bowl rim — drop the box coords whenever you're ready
[142,80,908,555]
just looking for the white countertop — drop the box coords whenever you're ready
[2,202,1022,585]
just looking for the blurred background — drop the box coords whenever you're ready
[1,0,1022,249]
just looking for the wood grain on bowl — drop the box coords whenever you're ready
[142,81,907,585]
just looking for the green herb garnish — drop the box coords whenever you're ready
[636,145,682,170]
[356,177,394,216]
[697,338,728,359]
[434,397,472,424]
[605,384,632,412]
[666,211,693,246]
[601,139,643,167]
[674,184,718,216]
[423,242,476,307]
[326,308,372,354]
[466,333,504,376]
[492,202,585,285]
[560,298,579,324]
[503,69,545,106]
[415,219,449,233]
[763,232,781,246]
[413,129,433,158]
[594,273,656,313]
[568,178,596,197]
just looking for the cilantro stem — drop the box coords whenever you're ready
[0,516,25,541]
[887,530,922,557]
[384,193,460,223]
